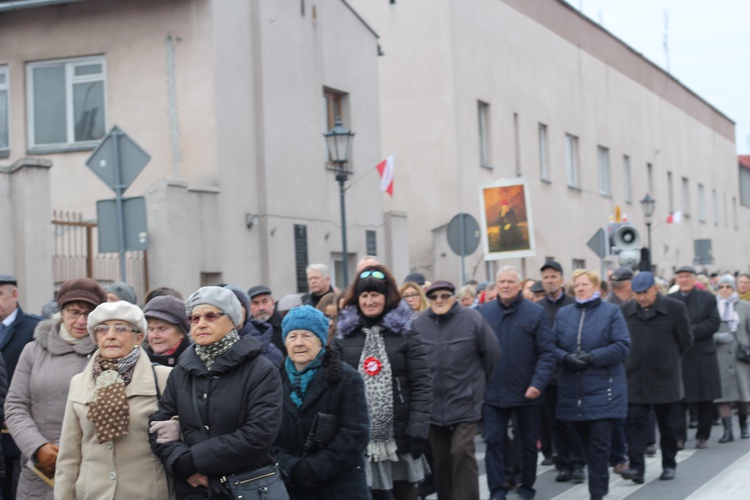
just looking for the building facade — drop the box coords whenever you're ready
[0,0,402,305]
[349,0,748,282]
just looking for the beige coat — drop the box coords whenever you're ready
[54,348,173,500]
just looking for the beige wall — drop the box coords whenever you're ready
[0,0,385,299]
[350,0,747,283]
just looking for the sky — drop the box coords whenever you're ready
[564,0,750,154]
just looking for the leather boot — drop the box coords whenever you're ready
[718,417,734,443]
[739,414,749,439]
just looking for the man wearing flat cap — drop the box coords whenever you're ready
[0,274,41,497]
[414,280,499,500]
[537,261,584,483]
[248,285,285,355]
[668,265,721,449]
[618,272,692,483]
[605,268,635,306]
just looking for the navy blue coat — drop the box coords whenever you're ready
[478,294,556,408]
[554,297,630,421]
[1,306,39,459]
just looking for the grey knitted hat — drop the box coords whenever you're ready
[144,296,190,335]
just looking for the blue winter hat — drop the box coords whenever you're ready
[632,272,656,293]
[281,305,328,346]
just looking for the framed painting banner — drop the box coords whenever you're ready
[478,178,536,260]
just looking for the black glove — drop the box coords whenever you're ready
[562,353,589,372]
[577,351,594,366]
[291,461,317,489]
[409,437,427,459]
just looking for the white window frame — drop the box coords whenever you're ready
[565,133,579,188]
[27,55,107,150]
[0,65,9,155]
[623,155,632,203]
[597,146,611,196]
[698,183,706,222]
[478,101,491,167]
[539,123,549,181]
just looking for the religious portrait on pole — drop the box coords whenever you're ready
[478,178,536,260]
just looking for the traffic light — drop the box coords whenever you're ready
[607,223,641,268]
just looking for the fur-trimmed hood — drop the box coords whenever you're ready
[32,313,97,355]
[335,301,414,339]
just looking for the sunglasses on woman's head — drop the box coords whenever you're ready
[359,270,386,280]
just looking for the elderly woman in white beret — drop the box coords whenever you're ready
[55,301,173,500]
[150,286,284,499]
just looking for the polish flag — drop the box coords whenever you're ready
[667,211,682,224]
[376,153,395,196]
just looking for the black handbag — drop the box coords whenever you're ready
[219,464,289,500]
[191,380,289,499]
[304,412,338,453]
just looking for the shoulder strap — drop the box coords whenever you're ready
[151,363,161,400]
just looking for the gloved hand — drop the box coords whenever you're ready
[291,461,318,489]
[35,442,59,476]
[562,353,589,372]
[577,351,594,366]
[150,419,181,443]
[409,437,427,459]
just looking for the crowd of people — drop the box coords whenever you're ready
[0,258,747,500]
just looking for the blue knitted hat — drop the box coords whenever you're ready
[281,305,328,346]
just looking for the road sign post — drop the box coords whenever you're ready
[86,126,151,282]
[447,213,481,284]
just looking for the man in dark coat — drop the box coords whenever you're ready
[301,264,335,308]
[414,280,499,500]
[668,265,721,449]
[536,261,585,482]
[478,266,556,500]
[248,285,286,355]
[618,272,693,483]
[0,274,40,498]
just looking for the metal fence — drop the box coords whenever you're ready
[52,210,148,301]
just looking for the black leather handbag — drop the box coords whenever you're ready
[191,380,289,499]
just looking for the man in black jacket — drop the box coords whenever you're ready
[0,274,40,498]
[536,261,584,483]
[618,272,693,483]
[248,285,286,355]
[414,280,499,500]
[668,266,721,449]
[301,264,335,308]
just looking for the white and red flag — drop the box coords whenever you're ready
[667,211,682,224]
[376,153,396,197]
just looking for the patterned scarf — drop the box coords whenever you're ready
[285,349,325,408]
[358,325,398,462]
[195,330,240,370]
[719,293,740,333]
[88,347,140,443]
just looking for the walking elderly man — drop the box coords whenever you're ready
[618,272,693,483]
[0,274,40,498]
[414,280,499,500]
[478,266,556,500]
[668,265,721,449]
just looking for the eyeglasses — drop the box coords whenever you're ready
[718,285,733,290]
[360,270,386,280]
[428,293,453,301]
[64,308,91,320]
[402,293,420,299]
[188,312,226,325]
[93,324,138,336]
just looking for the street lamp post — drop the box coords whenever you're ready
[324,117,355,287]
[640,194,656,270]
